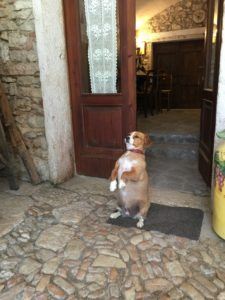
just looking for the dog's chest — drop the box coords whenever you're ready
[118,156,137,179]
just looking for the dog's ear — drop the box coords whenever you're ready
[144,134,153,147]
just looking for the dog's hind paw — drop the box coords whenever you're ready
[110,180,117,192]
[137,217,144,228]
[119,180,126,189]
[110,211,121,219]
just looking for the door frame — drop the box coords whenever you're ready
[199,0,224,186]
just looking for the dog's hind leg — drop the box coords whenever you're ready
[110,207,122,219]
[136,201,150,228]
[136,216,144,228]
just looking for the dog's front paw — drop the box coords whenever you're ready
[110,180,117,192]
[119,180,126,189]
[137,217,144,228]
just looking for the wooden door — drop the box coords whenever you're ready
[199,0,223,186]
[153,40,204,109]
[63,0,136,178]
[178,40,204,108]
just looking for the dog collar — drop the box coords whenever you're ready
[129,149,145,155]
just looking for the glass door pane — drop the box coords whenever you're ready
[204,0,219,90]
[79,0,121,94]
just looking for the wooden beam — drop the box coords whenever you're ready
[0,82,41,184]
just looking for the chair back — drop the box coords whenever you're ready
[143,70,154,94]
[157,71,173,91]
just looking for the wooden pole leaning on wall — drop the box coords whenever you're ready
[0,81,41,185]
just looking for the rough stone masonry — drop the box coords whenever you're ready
[0,0,49,181]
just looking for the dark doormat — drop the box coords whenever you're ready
[107,203,204,240]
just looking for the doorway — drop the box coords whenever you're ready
[136,0,222,193]
[63,0,222,185]
[153,39,204,109]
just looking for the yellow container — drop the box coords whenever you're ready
[213,132,225,239]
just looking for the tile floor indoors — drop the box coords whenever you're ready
[0,109,224,299]
[137,109,201,136]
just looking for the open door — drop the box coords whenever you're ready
[199,0,224,186]
[63,0,136,178]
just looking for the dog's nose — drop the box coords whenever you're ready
[125,135,130,143]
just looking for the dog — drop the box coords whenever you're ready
[109,131,152,228]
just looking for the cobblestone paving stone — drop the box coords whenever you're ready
[0,176,225,299]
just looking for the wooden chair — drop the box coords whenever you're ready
[137,70,154,117]
[156,71,173,112]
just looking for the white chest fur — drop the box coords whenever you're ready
[118,155,137,179]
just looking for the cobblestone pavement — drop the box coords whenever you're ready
[0,176,225,300]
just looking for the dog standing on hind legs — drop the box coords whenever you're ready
[109,131,152,228]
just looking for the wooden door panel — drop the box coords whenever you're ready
[199,150,211,185]
[77,157,117,178]
[83,106,123,149]
[178,40,203,109]
[199,99,214,153]
[63,0,136,178]
[153,40,204,109]
[155,53,176,73]
[182,51,203,84]
[199,100,216,186]
[199,0,223,186]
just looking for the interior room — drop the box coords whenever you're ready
[136,0,209,195]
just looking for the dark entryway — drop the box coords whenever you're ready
[153,39,204,109]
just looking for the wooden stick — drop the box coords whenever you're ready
[0,82,41,184]
[0,153,8,165]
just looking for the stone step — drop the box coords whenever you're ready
[149,133,199,144]
[146,143,198,160]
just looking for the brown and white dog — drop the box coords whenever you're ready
[109,131,152,228]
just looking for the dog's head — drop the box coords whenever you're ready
[125,131,152,150]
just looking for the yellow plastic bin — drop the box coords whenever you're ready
[213,130,225,239]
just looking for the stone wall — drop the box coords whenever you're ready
[148,0,207,33]
[0,0,49,181]
[138,0,207,70]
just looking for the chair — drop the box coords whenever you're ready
[137,70,154,118]
[156,71,173,112]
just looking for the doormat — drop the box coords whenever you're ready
[107,203,204,240]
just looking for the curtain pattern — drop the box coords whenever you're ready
[84,0,118,93]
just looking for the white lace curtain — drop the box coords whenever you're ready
[84,0,118,93]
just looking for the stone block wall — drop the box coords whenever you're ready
[0,0,49,181]
[148,0,207,33]
[138,0,207,70]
